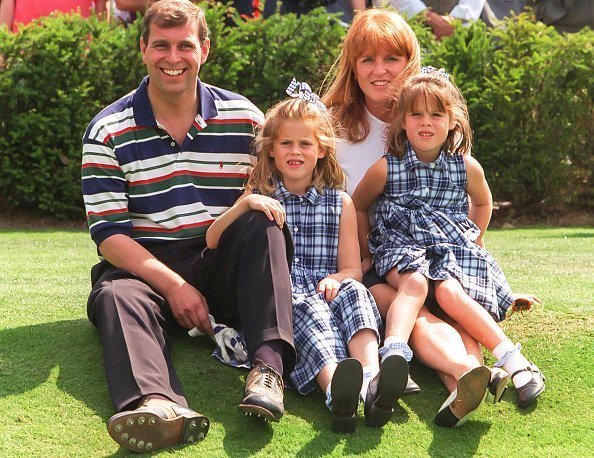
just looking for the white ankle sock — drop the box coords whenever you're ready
[325,383,332,411]
[380,336,413,363]
[493,341,532,388]
[360,366,379,400]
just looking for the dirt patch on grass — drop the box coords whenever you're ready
[0,207,87,230]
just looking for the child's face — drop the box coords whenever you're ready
[402,95,456,161]
[270,120,325,194]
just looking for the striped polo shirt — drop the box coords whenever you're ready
[81,77,264,247]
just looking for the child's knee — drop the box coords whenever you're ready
[435,279,464,304]
[401,272,429,297]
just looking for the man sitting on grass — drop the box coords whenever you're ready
[81,0,295,452]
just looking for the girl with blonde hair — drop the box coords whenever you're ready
[207,82,406,432]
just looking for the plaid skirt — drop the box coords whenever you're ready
[289,278,382,395]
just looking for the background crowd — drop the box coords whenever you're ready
[0,0,592,33]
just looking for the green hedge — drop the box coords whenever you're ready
[0,5,591,219]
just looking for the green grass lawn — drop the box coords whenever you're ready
[0,227,592,457]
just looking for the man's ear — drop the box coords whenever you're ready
[200,38,210,65]
[140,37,147,62]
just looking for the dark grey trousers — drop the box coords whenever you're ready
[87,211,295,411]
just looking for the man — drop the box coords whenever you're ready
[375,0,486,39]
[81,0,295,453]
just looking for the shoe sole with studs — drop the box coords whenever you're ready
[107,410,209,453]
[238,403,281,422]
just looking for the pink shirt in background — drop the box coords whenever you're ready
[12,0,95,31]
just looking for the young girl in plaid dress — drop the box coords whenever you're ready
[207,83,407,432]
[353,69,546,427]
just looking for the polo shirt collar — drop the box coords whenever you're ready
[271,177,321,205]
[132,76,219,127]
[403,141,447,171]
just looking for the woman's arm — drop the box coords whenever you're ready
[205,192,285,249]
[317,192,361,302]
[351,157,387,264]
[465,155,492,246]
[0,0,15,29]
[95,0,107,17]
[115,0,148,13]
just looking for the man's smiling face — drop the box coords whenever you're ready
[140,20,210,101]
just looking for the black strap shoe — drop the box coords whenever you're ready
[513,363,545,408]
[403,375,421,396]
[330,358,363,433]
[364,354,408,427]
[238,361,284,422]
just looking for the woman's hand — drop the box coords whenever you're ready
[244,194,286,228]
[317,277,341,303]
[509,293,543,316]
[361,256,373,276]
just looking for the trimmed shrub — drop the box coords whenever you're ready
[416,14,593,212]
[0,5,592,219]
[0,13,144,218]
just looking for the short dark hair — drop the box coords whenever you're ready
[142,0,209,45]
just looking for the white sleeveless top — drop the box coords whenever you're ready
[336,110,388,196]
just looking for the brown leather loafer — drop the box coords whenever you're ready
[107,400,209,453]
[238,361,284,422]
[434,365,490,428]
[513,363,545,408]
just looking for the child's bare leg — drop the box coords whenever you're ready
[348,329,380,399]
[384,270,428,341]
[434,279,545,405]
[348,329,380,369]
[315,363,338,394]
[433,279,507,351]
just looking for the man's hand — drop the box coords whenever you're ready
[425,10,455,40]
[317,277,341,303]
[99,234,214,334]
[165,282,213,334]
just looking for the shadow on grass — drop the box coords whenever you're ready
[0,319,274,455]
[399,363,492,457]
[0,320,493,456]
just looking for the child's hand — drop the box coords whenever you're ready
[244,194,285,228]
[361,256,373,275]
[317,277,341,303]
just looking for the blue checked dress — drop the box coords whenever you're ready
[270,180,382,394]
[369,144,514,322]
